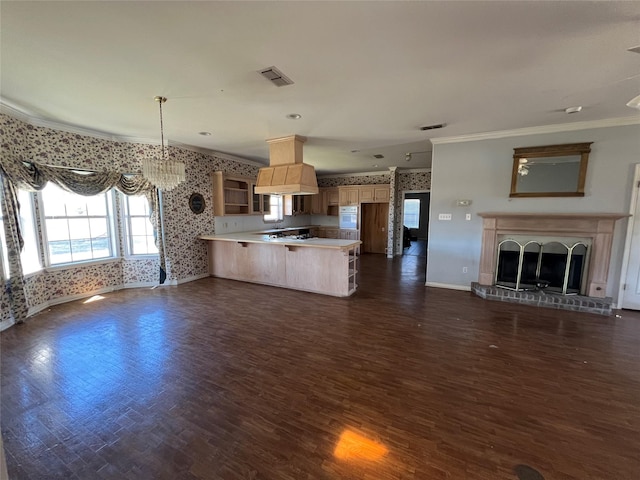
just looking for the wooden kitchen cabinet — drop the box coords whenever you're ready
[326,188,339,206]
[359,185,390,203]
[213,171,251,216]
[284,195,311,216]
[339,229,360,240]
[319,227,340,239]
[311,189,327,215]
[213,171,270,216]
[339,187,359,206]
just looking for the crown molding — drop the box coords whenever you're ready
[1,99,126,142]
[0,98,263,167]
[431,116,640,145]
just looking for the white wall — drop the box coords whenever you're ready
[427,123,640,300]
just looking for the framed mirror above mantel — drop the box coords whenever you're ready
[510,142,592,198]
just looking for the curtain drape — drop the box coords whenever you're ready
[0,155,167,324]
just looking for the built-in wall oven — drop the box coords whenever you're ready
[339,206,358,229]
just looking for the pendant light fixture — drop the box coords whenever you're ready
[141,96,185,191]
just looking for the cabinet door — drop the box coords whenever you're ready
[373,186,390,203]
[311,190,327,215]
[327,188,339,206]
[339,188,359,206]
[359,186,374,203]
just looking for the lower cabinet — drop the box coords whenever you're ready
[207,240,358,296]
[339,229,360,240]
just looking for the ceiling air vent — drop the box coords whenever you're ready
[259,66,294,87]
[373,154,384,159]
[420,123,447,131]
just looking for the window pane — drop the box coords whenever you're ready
[403,199,420,229]
[89,218,108,238]
[68,218,91,240]
[264,195,283,222]
[91,237,111,258]
[127,196,148,216]
[71,239,93,262]
[49,241,72,264]
[86,195,107,216]
[46,219,70,241]
[41,185,66,217]
[146,237,158,254]
[131,236,148,255]
[130,217,149,236]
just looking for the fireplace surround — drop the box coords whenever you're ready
[473,213,627,314]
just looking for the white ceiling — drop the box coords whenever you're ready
[2,1,639,174]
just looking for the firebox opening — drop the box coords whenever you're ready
[495,236,591,295]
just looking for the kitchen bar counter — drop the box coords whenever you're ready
[199,232,359,250]
[200,231,360,297]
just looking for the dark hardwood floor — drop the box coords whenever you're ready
[2,254,640,480]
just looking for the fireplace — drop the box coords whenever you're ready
[495,235,590,295]
[472,213,627,314]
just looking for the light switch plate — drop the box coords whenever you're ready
[466,214,471,221]
[438,213,452,221]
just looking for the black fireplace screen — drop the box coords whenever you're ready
[495,239,589,295]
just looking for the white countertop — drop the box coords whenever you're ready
[200,231,360,249]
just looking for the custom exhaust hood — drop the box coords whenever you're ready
[254,135,319,195]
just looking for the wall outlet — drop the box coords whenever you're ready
[438,213,452,221]
[462,267,468,273]
[465,214,471,221]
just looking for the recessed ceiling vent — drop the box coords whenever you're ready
[420,123,447,131]
[259,66,294,87]
[373,154,384,159]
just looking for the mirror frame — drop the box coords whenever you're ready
[510,142,592,198]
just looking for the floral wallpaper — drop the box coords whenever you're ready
[318,173,390,187]
[395,170,431,253]
[0,113,259,323]
[0,113,434,325]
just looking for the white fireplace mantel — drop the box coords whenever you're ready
[477,212,628,298]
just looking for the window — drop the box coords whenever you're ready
[123,194,158,255]
[264,195,284,222]
[41,183,115,265]
[403,198,420,229]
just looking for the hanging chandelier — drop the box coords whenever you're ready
[142,96,185,191]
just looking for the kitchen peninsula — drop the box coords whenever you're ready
[200,229,361,297]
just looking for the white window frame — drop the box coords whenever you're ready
[38,185,118,268]
[122,193,159,257]
[403,198,421,229]
[263,195,284,223]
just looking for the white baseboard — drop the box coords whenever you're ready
[123,281,158,289]
[0,319,15,332]
[27,285,120,317]
[425,281,472,292]
[164,273,210,286]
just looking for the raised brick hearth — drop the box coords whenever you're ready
[471,282,613,315]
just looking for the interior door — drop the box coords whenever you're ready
[622,178,640,310]
[361,203,389,254]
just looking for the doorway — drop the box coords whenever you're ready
[361,203,389,254]
[401,192,430,257]
[619,164,640,310]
